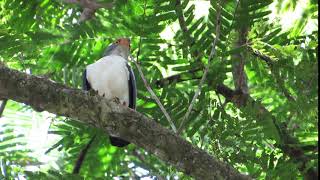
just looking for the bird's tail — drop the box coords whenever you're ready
[109,136,130,147]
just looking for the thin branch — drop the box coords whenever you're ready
[155,0,243,89]
[156,45,297,104]
[215,84,318,179]
[247,46,273,67]
[155,67,202,87]
[130,0,177,132]
[130,55,177,133]
[63,0,113,22]
[177,1,222,134]
[136,36,142,62]
[0,99,8,117]
[72,135,96,174]
[247,46,296,102]
[216,93,226,109]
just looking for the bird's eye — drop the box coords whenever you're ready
[115,40,120,44]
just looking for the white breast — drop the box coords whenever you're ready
[86,55,129,105]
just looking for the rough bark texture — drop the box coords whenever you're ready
[0,65,250,180]
[231,0,249,102]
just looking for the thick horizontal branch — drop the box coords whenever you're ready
[0,64,249,180]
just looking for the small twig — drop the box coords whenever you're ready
[131,1,176,132]
[72,135,96,174]
[136,37,142,62]
[155,0,243,89]
[130,55,177,133]
[248,46,296,102]
[177,1,222,134]
[63,0,113,22]
[216,93,225,109]
[0,99,8,117]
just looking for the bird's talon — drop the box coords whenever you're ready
[89,89,99,96]
[113,97,120,104]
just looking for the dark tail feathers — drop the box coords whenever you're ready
[109,136,130,147]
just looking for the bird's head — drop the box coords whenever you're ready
[103,38,131,60]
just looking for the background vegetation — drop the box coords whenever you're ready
[0,0,318,179]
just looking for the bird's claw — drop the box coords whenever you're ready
[88,89,99,96]
[113,97,121,104]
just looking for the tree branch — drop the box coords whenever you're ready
[231,1,249,102]
[0,65,249,179]
[156,54,318,179]
[0,99,8,117]
[72,135,96,174]
[247,46,296,102]
[63,0,113,22]
[155,67,202,88]
[130,55,177,133]
[154,71,318,179]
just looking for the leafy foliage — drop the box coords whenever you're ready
[0,0,318,179]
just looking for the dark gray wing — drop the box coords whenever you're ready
[127,64,136,109]
[82,69,91,91]
[111,64,134,147]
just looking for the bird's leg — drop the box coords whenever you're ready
[112,98,127,106]
[88,89,99,96]
[113,97,121,104]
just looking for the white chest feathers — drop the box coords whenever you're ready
[86,55,129,105]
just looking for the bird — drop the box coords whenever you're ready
[73,38,136,174]
[83,38,137,147]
